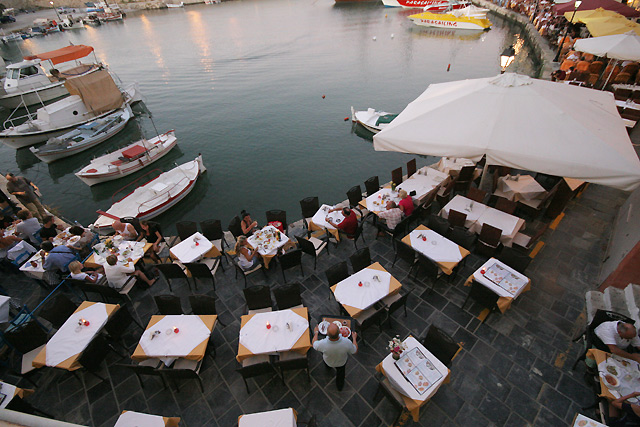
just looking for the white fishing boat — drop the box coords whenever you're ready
[0,45,102,109]
[29,105,132,163]
[166,2,184,7]
[75,130,178,186]
[92,155,205,233]
[351,107,398,134]
[60,15,85,30]
[409,5,492,30]
[0,70,140,149]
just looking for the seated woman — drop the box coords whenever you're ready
[137,220,164,262]
[610,391,640,427]
[397,190,414,217]
[235,235,261,270]
[241,210,259,236]
[104,254,156,290]
[40,216,61,242]
[67,225,96,257]
[68,260,104,284]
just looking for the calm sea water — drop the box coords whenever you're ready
[0,0,539,232]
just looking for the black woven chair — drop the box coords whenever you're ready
[39,294,78,329]
[266,210,288,234]
[189,294,220,316]
[296,235,327,270]
[449,226,476,252]
[278,249,304,283]
[78,335,113,381]
[154,295,183,315]
[461,281,500,323]
[374,378,407,426]
[175,221,197,242]
[275,351,310,383]
[414,254,439,289]
[454,165,475,193]
[2,321,48,382]
[436,178,456,207]
[200,219,227,251]
[407,159,417,178]
[325,261,349,287]
[114,363,165,389]
[273,282,304,310]
[346,185,364,216]
[103,306,142,350]
[243,285,272,314]
[497,247,532,274]
[161,367,204,393]
[476,223,502,257]
[352,220,366,250]
[228,216,244,239]
[155,263,191,292]
[392,240,418,273]
[299,197,320,231]
[447,209,467,230]
[349,247,371,273]
[184,261,219,291]
[391,167,403,185]
[236,358,278,393]
[385,289,411,327]
[364,176,380,196]
[421,324,461,367]
[428,214,449,237]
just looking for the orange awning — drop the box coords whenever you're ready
[24,45,94,65]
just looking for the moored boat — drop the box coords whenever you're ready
[408,5,492,30]
[351,107,398,134]
[29,105,132,163]
[166,2,184,7]
[382,0,469,10]
[92,155,205,233]
[75,130,178,186]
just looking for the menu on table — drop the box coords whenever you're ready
[394,347,443,395]
[484,263,527,296]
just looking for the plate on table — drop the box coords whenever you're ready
[601,372,621,389]
[318,321,330,335]
[340,326,351,338]
[333,321,343,328]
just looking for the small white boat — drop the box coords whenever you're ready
[166,2,184,7]
[60,15,85,30]
[1,33,23,43]
[351,107,398,134]
[92,155,205,233]
[204,0,221,4]
[29,106,132,163]
[75,130,178,186]
[409,5,492,30]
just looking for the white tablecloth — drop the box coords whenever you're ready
[91,240,146,267]
[333,267,391,310]
[473,258,530,299]
[440,195,488,228]
[310,205,341,230]
[381,337,448,402]
[0,382,17,409]
[114,411,166,427]
[497,175,546,202]
[0,296,11,323]
[45,303,109,367]
[572,414,606,427]
[616,99,640,111]
[397,169,448,202]
[2,224,16,238]
[363,188,401,213]
[248,225,290,256]
[434,157,476,175]
[19,251,45,280]
[239,310,308,355]
[239,408,297,427]
[169,232,213,264]
[409,230,464,264]
[470,207,523,245]
[139,315,212,366]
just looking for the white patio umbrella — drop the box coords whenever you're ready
[373,73,640,191]
[573,31,640,60]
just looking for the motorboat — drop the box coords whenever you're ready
[85,13,102,26]
[92,155,205,233]
[204,0,221,4]
[29,105,132,163]
[1,33,23,43]
[75,130,178,186]
[166,2,184,7]
[0,69,140,149]
[351,107,398,134]
[60,15,85,30]
[409,5,492,30]
[0,45,102,109]
[382,0,468,10]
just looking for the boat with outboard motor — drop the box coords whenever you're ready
[408,5,492,30]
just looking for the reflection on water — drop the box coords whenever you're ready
[0,0,539,232]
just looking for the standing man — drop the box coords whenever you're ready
[312,323,358,391]
[5,173,47,222]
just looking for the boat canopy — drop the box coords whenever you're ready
[24,45,94,65]
[64,69,123,115]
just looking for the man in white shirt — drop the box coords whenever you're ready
[594,321,640,363]
[312,323,357,391]
[103,254,156,290]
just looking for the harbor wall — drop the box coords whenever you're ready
[473,0,556,79]
[2,0,202,11]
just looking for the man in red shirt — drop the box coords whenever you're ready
[326,207,358,238]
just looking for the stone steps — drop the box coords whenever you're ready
[586,283,640,325]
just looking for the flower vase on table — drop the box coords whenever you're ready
[388,335,407,360]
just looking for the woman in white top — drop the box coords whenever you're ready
[235,235,261,270]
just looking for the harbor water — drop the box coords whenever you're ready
[0,0,540,231]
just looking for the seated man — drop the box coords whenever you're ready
[377,201,403,235]
[326,207,358,238]
[112,219,138,241]
[595,320,640,363]
[67,225,95,257]
[15,209,41,243]
[39,216,60,242]
[41,241,75,274]
[103,254,156,291]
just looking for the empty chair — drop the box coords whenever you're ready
[175,221,197,242]
[467,187,487,203]
[266,210,288,234]
[454,165,475,193]
[78,335,112,381]
[228,216,244,239]
[278,249,304,282]
[448,226,475,251]
[476,223,502,257]
[447,209,467,229]
[356,305,387,344]
[115,362,165,389]
[72,280,134,305]
[296,235,328,270]
[154,295,183,315]
[436,178,456,207]
[498,247,532,274]
[413,188,438,222]
[103,306,141,350]
[243,285,272,314]
[3,321,48,380]
[461,281,500,323]
[236,356,278,393]
[414,254,440,288]
[299,197,320,231]
[384,289,411,327]
[229,253,263,288]
[421,324,461,367]
[275,351,309,383]
[392,240,418,275]
[391,167,403,185]
[155,263,191,292]
[364,176,380,196]
[349,247,371,273]
[200,219,227,251]
[512,223,548,254]
[346,185,364,215]
[406,159,417,178]
[162,363,204,393]
[184,261,219,291]
[38,294,78,329]
[273,282,304,310]
[375,378,407,426]
[495,197,516,215]
[189,294,220,316]
[428,214,449,237]
[325,261,349,287]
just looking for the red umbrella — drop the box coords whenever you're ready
[553,0,640,17]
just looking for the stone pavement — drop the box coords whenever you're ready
[0,182,628,426]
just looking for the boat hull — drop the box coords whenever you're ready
[409,11,491,30]
[0,83,69,109]
[382,0,468,9]
[75,131,178,186]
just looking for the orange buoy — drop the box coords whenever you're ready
[344,117,349,121]
[322,95,326,99]
[447,64,451,71]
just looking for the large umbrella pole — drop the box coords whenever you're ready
[478,161,490,191]
[602,59,618,89]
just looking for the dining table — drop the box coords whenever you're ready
[432,157,477,177]
[587,349,640,404]
[375,336,450,422]
[132,314,217,366]
[331,262,402,318]
[0,381,34,409]
[439,195,488,228]
[402,225,470,275]
[32,301,119,370]
[496,175,547,202]
[307,204,344,241]
[84,238,152,270]
[238,408,298,427]
[114,411,180,427]
[463,258,531,312]
[237,307,310,362]
[169,231,220,264]
[247,225,292,268]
